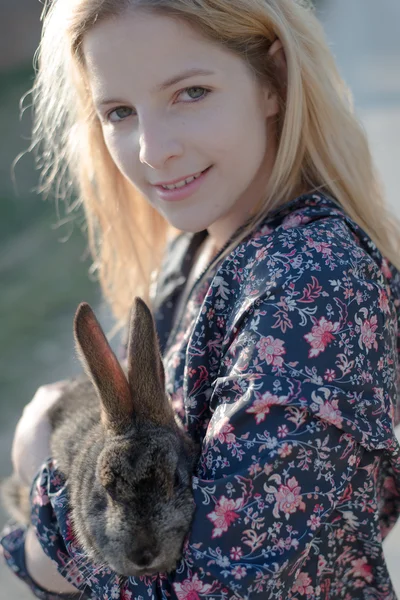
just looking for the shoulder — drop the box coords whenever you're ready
[216,193,391,309]
[205,195,399,451]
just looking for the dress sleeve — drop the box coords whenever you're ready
[0,468,89,600]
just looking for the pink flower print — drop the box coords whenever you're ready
[232,565,247,580]
[282,213,305,230]
[272,476,306,519]
[317,554,327,577]
[259,223,273,235]
[249,462,262,476]
[255,247,268,261]
[211,416,236,446]
[277,442,292,458]
[307,514,321,531]
[173,573,213,599]
[361,370,373,383]
[358,314,378,352]
[311,390,343,428]
[64,514,79,544]
[304,317,338,358]
[230,546,243,560]
[171,387,184,414]
[277,424,289,438]
[349,557,374,583]
[320,398,343,427]
[207,307,215,320]
[257,335,286,367]
[324,369,336,382]
[292,571,314,595]
[306,237,332,256]
[355,289,363,305]
[207,496,241,538]
[246,391,288,424]
[378,289,390,313]
[34,481,50,507]
[343,287,354,299]
[373,386,385,404]
[381,258,392,279]
[217,316,225,328]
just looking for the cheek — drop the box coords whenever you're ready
[102,129,141,182]
[208,98,268,167]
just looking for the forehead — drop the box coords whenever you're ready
[82,11,242,97]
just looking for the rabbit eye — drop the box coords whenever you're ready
[102,474,118,497]
[103,474,128,501]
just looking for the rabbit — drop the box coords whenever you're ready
[1,298,200,577]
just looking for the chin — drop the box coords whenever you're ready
[162,211,220,234]
[173,222,210,234]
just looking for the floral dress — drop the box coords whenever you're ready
[2,193,400,599]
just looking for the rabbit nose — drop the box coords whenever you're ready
[130,548,156,567]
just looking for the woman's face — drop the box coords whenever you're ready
[83,11,280,245]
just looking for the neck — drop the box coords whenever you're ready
[206,180,309,250]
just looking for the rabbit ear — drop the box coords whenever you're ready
[74,303,133,433]
[127,297,172,425]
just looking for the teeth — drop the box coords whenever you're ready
[161,171,203,190]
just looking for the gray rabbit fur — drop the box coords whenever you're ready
[1,298,200,577]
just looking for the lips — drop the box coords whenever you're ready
[152,165,213,202]
[152,167,210,188]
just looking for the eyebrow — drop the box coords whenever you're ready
[154,68,215,92]
[96,68,215,107]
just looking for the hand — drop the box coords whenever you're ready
[11,381,70,487]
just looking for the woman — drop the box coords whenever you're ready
[2,0,400,598]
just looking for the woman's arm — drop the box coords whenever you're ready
[25,527,79,595]
[12,381,69,486]
[1,380,84,597]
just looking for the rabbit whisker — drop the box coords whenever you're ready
[63,553,88,574]
[65,553,99,584]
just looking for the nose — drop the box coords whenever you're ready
[129,547,157,568]
[138,117,183,169]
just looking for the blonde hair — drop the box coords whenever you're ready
[30,0,400,323]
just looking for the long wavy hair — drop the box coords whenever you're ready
[29,0,400,323]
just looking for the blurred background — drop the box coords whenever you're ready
[0,0,399,597]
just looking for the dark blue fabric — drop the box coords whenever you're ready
[2,193,400,599]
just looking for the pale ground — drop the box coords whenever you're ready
[1,0,400,597]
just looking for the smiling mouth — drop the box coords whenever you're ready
[154,166,211,190]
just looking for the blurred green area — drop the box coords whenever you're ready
[0,65,100,428]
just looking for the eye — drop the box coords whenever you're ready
[177,86,210,103]
[107,106,134,123]
[104,86,210,124]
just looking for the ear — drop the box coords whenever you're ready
[268,38,286,68]
[74,303,133,433]
[264,38,287,118]
[127,297,172,426]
